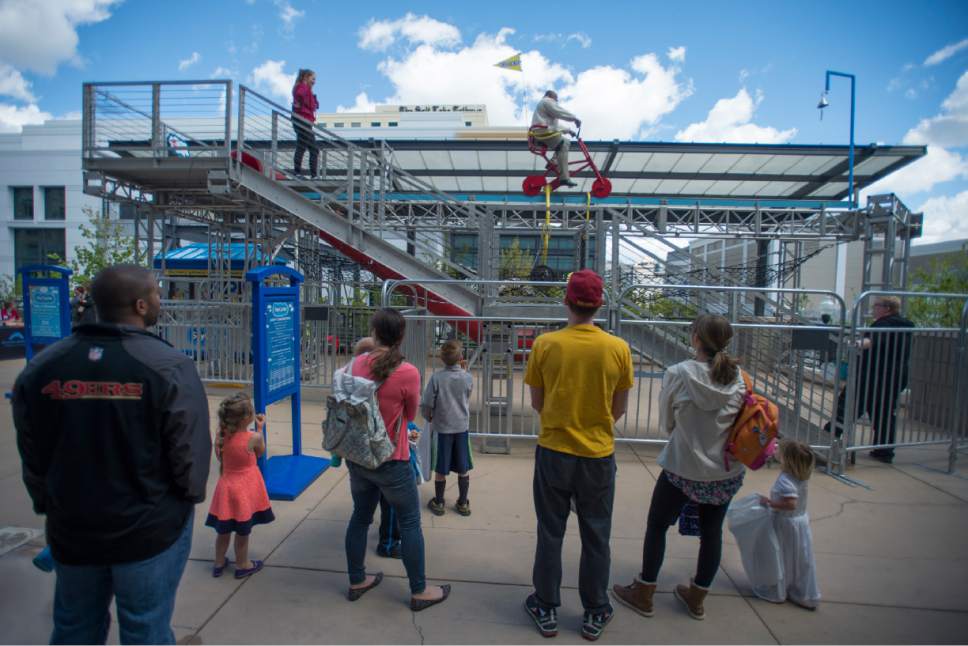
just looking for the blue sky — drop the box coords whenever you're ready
[0,0,966,243]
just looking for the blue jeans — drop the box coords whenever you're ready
[51,509,194,645]
[346,460,426,594]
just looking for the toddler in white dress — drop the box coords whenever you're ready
[756,440,821,609]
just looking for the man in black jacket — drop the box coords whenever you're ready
[14,264,211,645]
[829,295,915,464]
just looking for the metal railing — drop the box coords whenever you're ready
[840,291,968,473]
[82,80,232,160]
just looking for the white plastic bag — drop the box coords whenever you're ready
[727,494,785,602]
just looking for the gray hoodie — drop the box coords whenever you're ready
[656,359,746,482]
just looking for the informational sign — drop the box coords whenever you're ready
[18,265,72,360]
[265,299,296,397]
[28,285,62,339]
[246,266,329,500]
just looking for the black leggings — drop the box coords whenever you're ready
[640,470,731,588]
[292,118,318,175]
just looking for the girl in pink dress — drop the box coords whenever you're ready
[206,393,275,579]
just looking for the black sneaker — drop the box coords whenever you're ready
[376,542,402,559]
[560,179,577,187]
[524,594,558,638]
[581,605,614,642]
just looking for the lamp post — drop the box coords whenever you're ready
[817,70,856,206]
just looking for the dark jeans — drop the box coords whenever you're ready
[378,493,401,550]
[641,471,729,589]
[292,117,317,175]
[51,509,193,645]
[346,460,426,593]
[833,382,902,457]
[532,445,615,612]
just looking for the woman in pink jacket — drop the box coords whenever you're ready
[291,68,319,177]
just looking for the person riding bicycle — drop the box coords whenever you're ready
[529,91,581,188]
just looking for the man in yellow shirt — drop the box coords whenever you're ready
[523,270,633,641]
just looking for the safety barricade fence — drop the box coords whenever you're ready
[841,291,968,473]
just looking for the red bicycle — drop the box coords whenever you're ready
[523,125,612,198]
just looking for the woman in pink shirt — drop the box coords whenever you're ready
[344,308,451,611]
[291,68,319,177]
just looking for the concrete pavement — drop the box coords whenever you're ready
[1,357,966,644]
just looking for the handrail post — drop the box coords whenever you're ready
[224,80,233,163]
[271,110,279,171]
[151,83,162,158]
[950,298,968,473]
[237,85,246,157]
[82,83,95,158]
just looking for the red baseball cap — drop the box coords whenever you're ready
[566,270,604,308]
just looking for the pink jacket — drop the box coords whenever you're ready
[292,82,318,122]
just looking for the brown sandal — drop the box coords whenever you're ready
[347,572,383,601]
[411,584,451,612]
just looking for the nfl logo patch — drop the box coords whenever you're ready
[88,346,104,362]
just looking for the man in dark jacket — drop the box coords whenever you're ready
[14,264,211,645]
[829,295,915,463]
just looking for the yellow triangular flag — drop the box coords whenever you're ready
[494,53,522,72]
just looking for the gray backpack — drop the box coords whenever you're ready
[322,355,399,470]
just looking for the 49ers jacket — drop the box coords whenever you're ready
[13,323,212,565]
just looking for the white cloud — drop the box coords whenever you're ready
[674,88,796,144]
[567,33,592,49]
[667,46,686,63]
[923,37,968,66]
[562,53,692,139]
[211,66,236,79]
[0,63,35,102]
[250,59,295,100]
[356,20,690,139]
[903,71,968,148]
[863,144,967,200]
[336,92,377,113]
[916,190,968,244]
[0,102,52,133]
[0,0,122,75]
[359,13,461,51]
[534,32,593,49]
[178,52,200,71]
[275,0,303,35]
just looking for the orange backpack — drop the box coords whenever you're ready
[725,371,779,470]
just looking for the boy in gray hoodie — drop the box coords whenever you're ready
[422,340,474,516]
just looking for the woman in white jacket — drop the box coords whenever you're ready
[613,314,745,621]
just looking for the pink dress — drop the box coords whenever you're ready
[205,431,274,535]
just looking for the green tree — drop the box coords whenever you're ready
[69,206,141,288]
[908,244,968,327]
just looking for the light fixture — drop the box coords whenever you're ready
[817,91,829,120]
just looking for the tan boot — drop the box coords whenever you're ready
[611,578,657,617]
[674,579,708,620]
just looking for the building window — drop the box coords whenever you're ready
[43,187,65,220]
[334,122,344,128]
[465,121,472,127]
[371,121,381,127]
[318,122,327,127]
[119,203,138,220]
[388,121,398,127]
[350,122,361,128]
[12,187,33,220]
[14,228,66,270]
[450,233,479,271]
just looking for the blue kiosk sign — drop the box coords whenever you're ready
[246,266,329,500]
[19,264,72,360]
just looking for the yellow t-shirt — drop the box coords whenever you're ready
[524,324,634,458]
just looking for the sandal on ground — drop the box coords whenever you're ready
[212,559,230,578]
[347,572,384,601]
[234,560,264,579]
[411,584,451,612]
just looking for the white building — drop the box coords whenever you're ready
[0,119,104,280]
